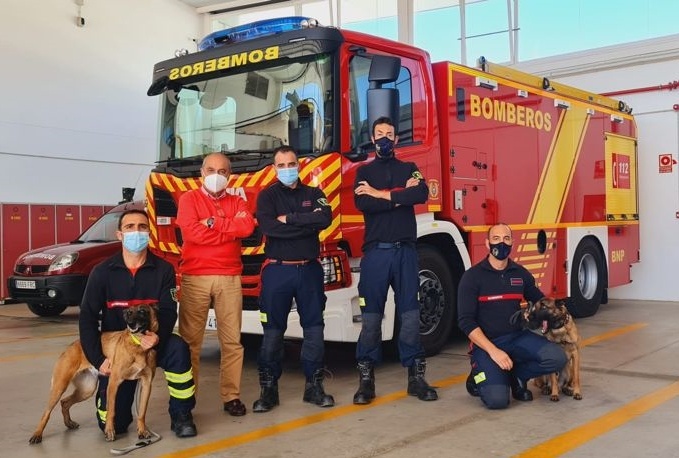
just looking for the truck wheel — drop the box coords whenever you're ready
[27,302,69,317]
[417,245,456,356]
[568,238,605,318]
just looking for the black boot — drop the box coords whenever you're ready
[252,369,280,413]
[466,371,480,397]
[352,361,376,405]
[170,411,197,438]
[303,369,335,407]
[407,358,438,401]
[510,375,533,401]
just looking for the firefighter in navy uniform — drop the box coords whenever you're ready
[253,146,335,412]
[79,209,197,437]
[352,116,438,404]
[457,222,567,409]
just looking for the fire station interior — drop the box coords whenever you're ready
[3,1,679,458]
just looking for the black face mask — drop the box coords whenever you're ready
[374,137,395,159]
[489,242,512,261]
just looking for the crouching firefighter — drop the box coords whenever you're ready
[253,146,335,412]
[79,209,198,438]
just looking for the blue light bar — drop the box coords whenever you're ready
[198,16,319,52]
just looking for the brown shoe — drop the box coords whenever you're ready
[223,399,247,416]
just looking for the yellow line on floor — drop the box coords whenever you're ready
[580,322,648,347]
[157,322,647,458]
[158,373,467,458]
[513,380,679,458]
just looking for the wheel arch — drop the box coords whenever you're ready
[415,215,471,279]
[566,227,609,296]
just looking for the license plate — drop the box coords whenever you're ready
[206,310,217,330]
[15,280,36,289]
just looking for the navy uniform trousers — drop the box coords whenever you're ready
[470,330,567,409]
[258,261,326,379]
[356,242,425,367]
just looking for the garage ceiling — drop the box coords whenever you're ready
[178,0,268,10]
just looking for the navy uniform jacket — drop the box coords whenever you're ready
[457,257,544,340]
[79,251,178,369]
[353,156,428,251]
[256,180,331,261]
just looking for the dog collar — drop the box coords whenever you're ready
[130,333,142,346]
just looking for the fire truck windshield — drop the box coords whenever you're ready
[158,53,334,169]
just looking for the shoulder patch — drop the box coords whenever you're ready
[317,197,330,207]
[170,288,179,302]
[412,171,424,180]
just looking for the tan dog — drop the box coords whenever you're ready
[524,298,582,401]
[29,304,158,444]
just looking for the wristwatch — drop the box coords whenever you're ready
[206,217,215,228]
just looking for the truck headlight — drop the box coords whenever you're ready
[48,253,79,272]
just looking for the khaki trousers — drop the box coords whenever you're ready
[179,274,243,403]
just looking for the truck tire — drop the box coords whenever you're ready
[27,302,69,317]
[417,245,456,356]
[568,238,605,318]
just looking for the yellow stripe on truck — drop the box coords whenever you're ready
[528,106,590,224]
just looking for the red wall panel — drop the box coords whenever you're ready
[56,205,82,243]
[30,204,56,250]
[81,205,105,232]
[2,204,30,299]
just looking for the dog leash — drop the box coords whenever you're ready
[109,430,161,455]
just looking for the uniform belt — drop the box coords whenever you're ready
[268,259,312,265]
[376,242,408,249]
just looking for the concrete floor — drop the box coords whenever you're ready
[3,299,679,458]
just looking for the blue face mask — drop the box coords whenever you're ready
[276,167,299,187]
[122,231,149,253]
[489,242,512,261]
[374,136,395,159]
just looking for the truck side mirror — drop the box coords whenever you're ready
[343,141,374,163]
[367,55,401,134]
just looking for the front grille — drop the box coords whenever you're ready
[15,265,48,275]
[243,296,260,311]
[242,226,263,248]
[242,254,265,276]
[153,187,178,217]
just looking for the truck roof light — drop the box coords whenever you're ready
[198,16,320,51]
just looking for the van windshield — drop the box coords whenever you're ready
[77,212,122,243]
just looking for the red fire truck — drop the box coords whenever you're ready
[145,17,639,355]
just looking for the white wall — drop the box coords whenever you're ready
[0,0,201,205]
[517,36,679,301]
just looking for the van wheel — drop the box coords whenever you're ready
[417,245,456,356]
[568,238,604,318]
[27,302,68,317]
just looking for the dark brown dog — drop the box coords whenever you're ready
[29,304,158,444]
[524,298,582,401]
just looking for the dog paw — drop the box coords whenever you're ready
[549,395,560,402]
[65,420,79,430]
[573,393,583,400]
[28,434,43,444]
[104,430,116,442]
[138,429,151,439]
[562,386,574,396]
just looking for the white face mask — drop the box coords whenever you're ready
[203,173,228,193]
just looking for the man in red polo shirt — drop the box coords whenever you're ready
[176,152,255,417]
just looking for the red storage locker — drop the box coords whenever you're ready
[2,204,30,299]
[30,204,56,250]
[56,205,82,243]
[80,205,105,232]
